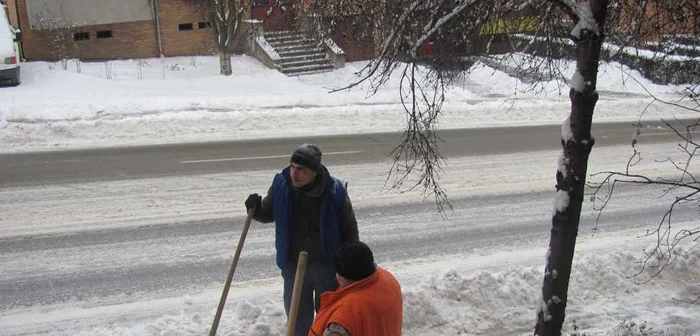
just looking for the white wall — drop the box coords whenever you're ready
[26,0,154,28]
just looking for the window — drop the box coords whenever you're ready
[198,21,211,29]
[74,32,89,41]
[252,0,267,6]
[96,30,113,38]
[178,23,194,31]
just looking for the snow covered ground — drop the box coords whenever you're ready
[0,54,696,153]
[1,55,699,335]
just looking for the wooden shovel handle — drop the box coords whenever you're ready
[209,209,254,336]
[286,251,309,336]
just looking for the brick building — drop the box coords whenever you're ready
[616,0,699,43]
[5,0,374,62]
[4,0,697,64]
[5,0,218,60]
[250,0,375,61]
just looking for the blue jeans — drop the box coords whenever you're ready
[282,260,338,336]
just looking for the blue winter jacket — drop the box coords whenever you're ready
[270,166,348,270]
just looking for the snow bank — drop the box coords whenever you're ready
[123,245,700,335]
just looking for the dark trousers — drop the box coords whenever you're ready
[282,260,338,336]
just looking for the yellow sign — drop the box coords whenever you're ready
[480,17,539,35]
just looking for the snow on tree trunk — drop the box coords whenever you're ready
[535,1,608,335]
[200,0,242,76]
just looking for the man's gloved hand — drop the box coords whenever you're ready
[245,193,262,213]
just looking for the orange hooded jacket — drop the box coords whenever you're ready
[309,267,402,336]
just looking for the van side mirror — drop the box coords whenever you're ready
[14,29,22,42]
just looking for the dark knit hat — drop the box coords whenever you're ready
[333,241,376,281]
[290,143,322,173]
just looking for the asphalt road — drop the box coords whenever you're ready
[0,119,694,187]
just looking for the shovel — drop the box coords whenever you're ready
[209,208,254,336]
[287,251,309,336]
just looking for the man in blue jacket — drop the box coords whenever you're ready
[246,143,359,336]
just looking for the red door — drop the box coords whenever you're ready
[251,0,298,32]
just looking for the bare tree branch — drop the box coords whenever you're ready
[589,115,700,286]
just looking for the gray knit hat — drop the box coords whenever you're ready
[290,143,322,173]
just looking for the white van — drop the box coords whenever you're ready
[1,5,20,86]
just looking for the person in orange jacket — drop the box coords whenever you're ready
[309,241,403,336]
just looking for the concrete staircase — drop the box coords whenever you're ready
[264,30,335,76]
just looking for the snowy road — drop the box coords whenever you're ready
[1,132,698,335]
[3,187,694,311]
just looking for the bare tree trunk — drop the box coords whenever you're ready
[535,1,609,335]
[206,0,239,76]
[219,50,232,75]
